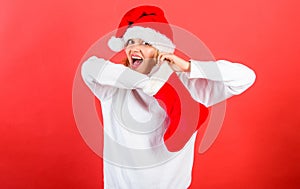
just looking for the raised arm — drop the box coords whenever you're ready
[157,53,256,107]
[81,56,173,100]
[177,59,256,107]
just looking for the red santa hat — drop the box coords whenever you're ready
[108,5,176,53]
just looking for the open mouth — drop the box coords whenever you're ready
[131,54,143,69]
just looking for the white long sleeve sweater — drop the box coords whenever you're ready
[81,56,255,189]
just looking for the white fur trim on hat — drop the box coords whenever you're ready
[108,36,124,52]
[108,26,175,53]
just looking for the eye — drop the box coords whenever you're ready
[142,41,152,46]
[125,39,134,46]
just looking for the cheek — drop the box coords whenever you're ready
[144,49,157,59]
[125,49,130,57]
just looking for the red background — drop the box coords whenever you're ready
[1,0,299,188]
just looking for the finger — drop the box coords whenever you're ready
[157,52,166,62]
[164,55,174,64]
[160,54,171,62]
[158,54,166,64]
[157,53,164,65]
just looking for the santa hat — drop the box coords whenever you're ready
[108,5,176,53]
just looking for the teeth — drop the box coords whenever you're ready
[132,56,142,60]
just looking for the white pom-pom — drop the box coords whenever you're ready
[108,36,124,52]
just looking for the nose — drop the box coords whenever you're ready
[127,44,142,54]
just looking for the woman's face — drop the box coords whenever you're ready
[125,38,158,74]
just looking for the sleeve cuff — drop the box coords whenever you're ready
[187,59,208,79]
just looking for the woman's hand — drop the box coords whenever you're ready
[157,52,191,72]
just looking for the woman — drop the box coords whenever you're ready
[81,5,256,189]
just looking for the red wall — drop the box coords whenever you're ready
[1,0,299,188]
